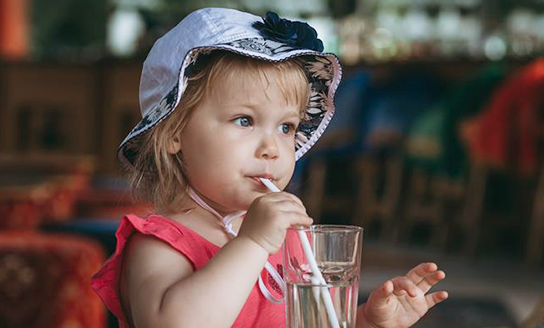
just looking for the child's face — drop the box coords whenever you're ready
[177,71,301,214]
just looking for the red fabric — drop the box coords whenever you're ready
[0,155,95,229]
[91,214,285,328]
[0,231,106,328]
[0,185,80,230]
[0,198,43,230]
[463,59,544,174]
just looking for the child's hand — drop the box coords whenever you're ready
[238,192,313,254]
[359,262,448,328]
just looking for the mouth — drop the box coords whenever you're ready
[249,175,276,187]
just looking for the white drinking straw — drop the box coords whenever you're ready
[259,178,340,328]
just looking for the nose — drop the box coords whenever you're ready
[256,133,279,160]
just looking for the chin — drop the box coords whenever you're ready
[240,193,264,209]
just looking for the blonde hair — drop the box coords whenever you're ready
[128,51,310,214]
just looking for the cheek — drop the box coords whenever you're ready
[286,156,296,176]
[181,140,225,182]
[186,138,246,185]
[281,143,297,178]
[185,131,229,162]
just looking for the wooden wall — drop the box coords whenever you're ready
[0,60,141,175]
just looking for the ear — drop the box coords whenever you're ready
[166,135,182,154]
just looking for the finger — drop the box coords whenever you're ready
[425,291,449,308]
[282,192,307,213]
[368,280,394,306]
[391,277,419,297]
[418,270,446,293]
[406,262,438,285]
[284,212,313,226]
[263,193,306,212]
[260,193,304,209]
[274,200,310,217]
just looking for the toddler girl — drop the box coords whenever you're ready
[92,8,448,328]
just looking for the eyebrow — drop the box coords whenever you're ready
[229,102,299,115]
[223,102,257,111]
[283,110,301,120]
[224,101,302,123]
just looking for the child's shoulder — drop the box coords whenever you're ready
[120,210,222,296]
[123,213,197,270]
[124,227,193,274]
[123,211,204,239]
[121,213,201,268]
[119,217,196,327]
[119,209,228,273]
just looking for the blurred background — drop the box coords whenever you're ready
[1,0,544,327]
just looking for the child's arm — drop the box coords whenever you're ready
[356,262,448,328]
[123,192,312,328]
[124,231,270,328]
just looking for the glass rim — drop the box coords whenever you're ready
[288,224,363,233]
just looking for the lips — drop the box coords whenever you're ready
[249,175,276,185]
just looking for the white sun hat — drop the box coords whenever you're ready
[118,8,343,168]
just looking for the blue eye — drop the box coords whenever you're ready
[279,123,295,135]
[233,116,252,127]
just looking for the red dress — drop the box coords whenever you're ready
[91,214,285,328]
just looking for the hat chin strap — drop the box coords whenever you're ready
[187,187,286,304]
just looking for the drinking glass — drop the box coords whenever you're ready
[283,225,363,328]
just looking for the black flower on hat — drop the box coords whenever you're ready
[252,12,324,52]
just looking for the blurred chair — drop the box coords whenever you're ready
[526,160,544,265]
[0,231,106,328]
[355,72,443,241]
[386,166,467,250]
[460,60,544,260]
[300,69,370,223]
[301,155,327,220]
[526,104,544,265]
[458,164,487,257]
[352,152,404,241]
[457,162,543,260]
[463,59,544,176]
[399,65,511,252]
[401,169,444,248]
[302,150,357,223]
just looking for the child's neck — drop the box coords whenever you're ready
[188,187,243,218]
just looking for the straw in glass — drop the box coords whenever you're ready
[259,178,340,328]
